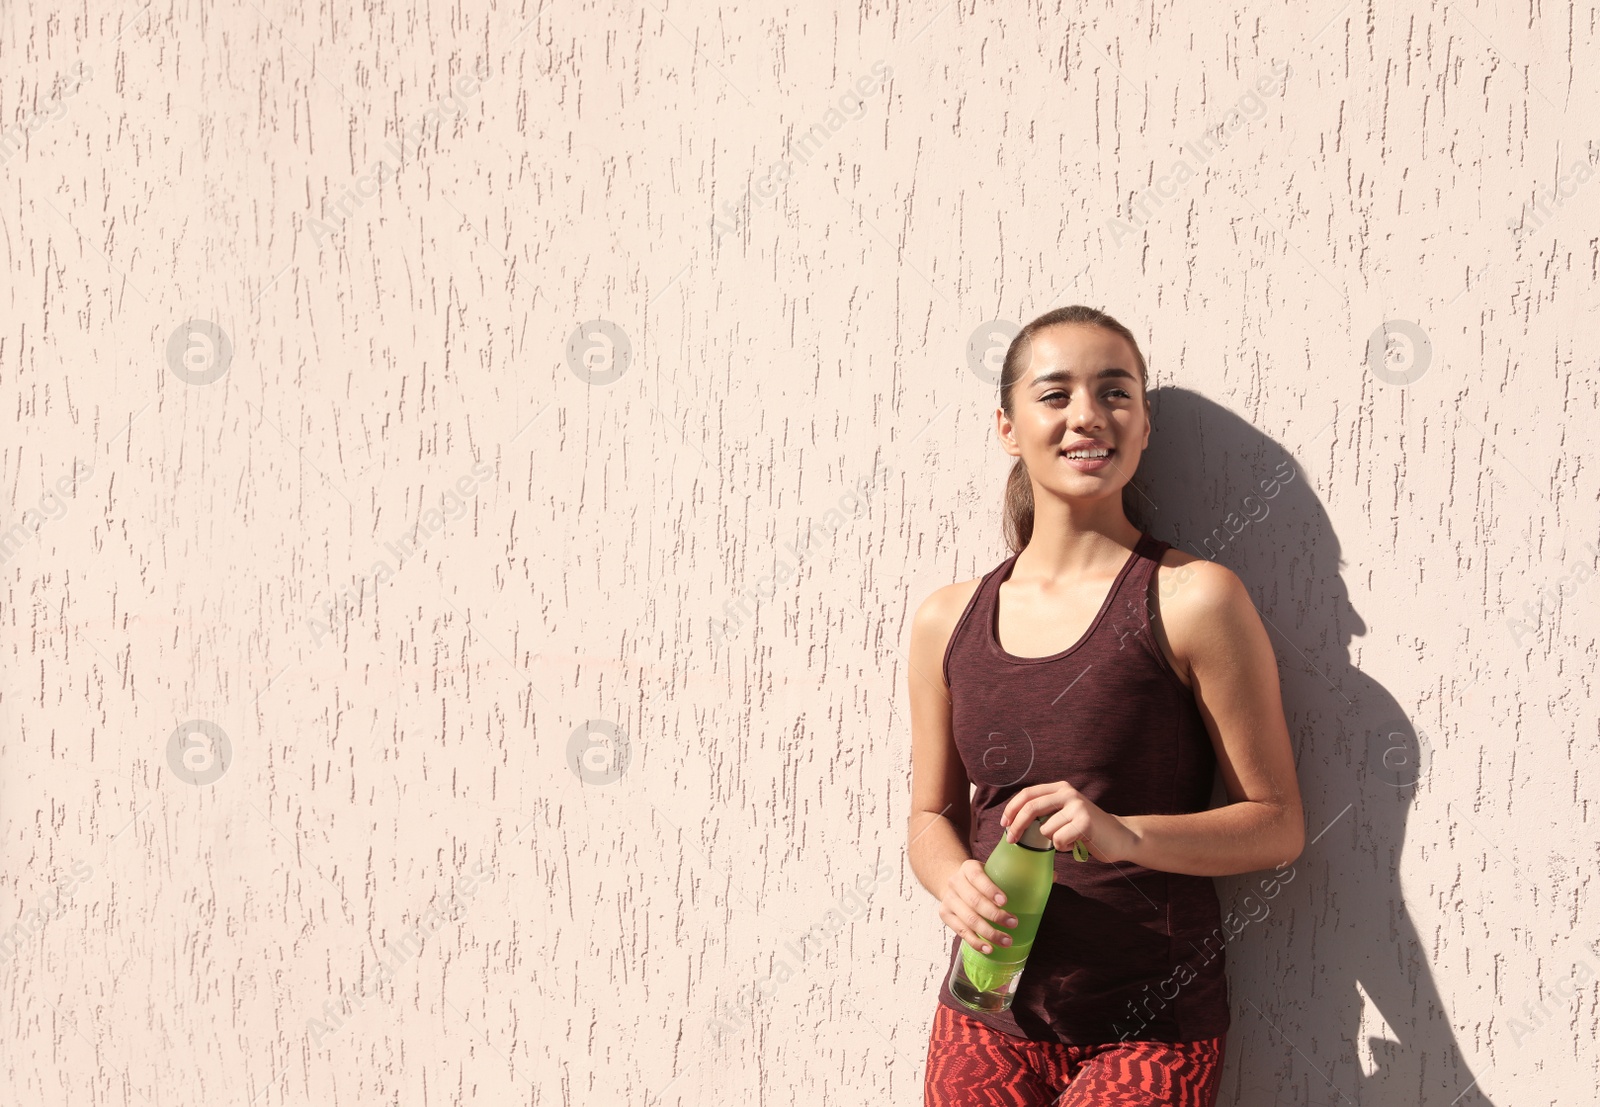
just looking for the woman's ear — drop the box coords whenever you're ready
[996,406,1022,458]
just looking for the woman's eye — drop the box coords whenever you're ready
[1041,389,1130,403]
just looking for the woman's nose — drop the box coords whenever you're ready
[1068,396,1104,431]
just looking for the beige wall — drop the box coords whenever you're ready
[3,2,1597,1104]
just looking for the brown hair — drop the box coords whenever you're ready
[998,305,1152,554]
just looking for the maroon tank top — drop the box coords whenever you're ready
[935,531,1231,1044]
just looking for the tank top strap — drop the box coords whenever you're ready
[942,553,1015,686]
[1127,531,1170,594]
[1101,531,1171,650]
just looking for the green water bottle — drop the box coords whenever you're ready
[947,816,1061,1013]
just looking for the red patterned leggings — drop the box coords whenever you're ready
[924,1004,1225,1107]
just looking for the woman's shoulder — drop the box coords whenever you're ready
[1149,545,1253,643]
[908,570,992,687]
[911,575,985,637]
[1150,544,1245,600]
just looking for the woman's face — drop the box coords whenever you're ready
[997,323,1151,504]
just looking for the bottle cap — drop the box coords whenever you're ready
[1018,816,1054,851]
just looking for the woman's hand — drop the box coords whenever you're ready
[1000,781,1140,864]
[938,858,1018,954]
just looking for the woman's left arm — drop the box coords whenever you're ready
[1002,559,1306,876]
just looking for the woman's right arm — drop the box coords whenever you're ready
[907,584,1019,955]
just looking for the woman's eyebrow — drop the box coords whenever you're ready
[1030,367,1136,387]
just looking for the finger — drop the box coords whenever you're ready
[968,864,1007,906]
[1000,787,1034,826]
[947,908,985,953]
[1001,803,1029,841]
[941,907,986,952]
[1043,799,1085,835]
[1050,817,1091,853]
[984,901,1021,929]
[962,884,1019,928]
[1038,811,1075,842]
[962,907,1012,947]
[953,883,1017,934]
[1007,783,1048,816]
[951,907,993,952]
[1009,799,1048,840]
[958,859,1004,906]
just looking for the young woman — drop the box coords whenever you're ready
[907,306,1305,1106]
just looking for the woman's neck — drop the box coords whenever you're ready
[1018,500,1142,580]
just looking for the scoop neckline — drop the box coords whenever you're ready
[986,534,1148,665]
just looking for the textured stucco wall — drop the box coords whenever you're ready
[2,2,1597,1104]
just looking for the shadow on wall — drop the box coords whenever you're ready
[1128,387,1496,1107]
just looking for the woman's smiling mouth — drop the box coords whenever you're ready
[1061,440,1115,471]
